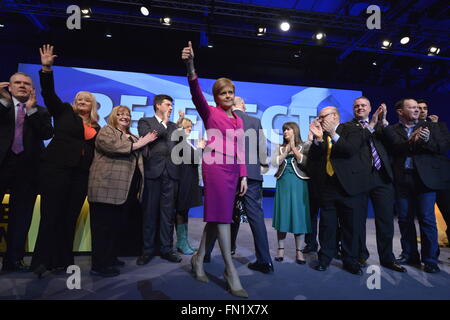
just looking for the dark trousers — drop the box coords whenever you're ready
[31,165,88,270]
[305,182,320,251]
[141,168,177,255]
[359,169,396,264]
[395,170,438,264]
[318,175,367,267]
[436,188,450,241]
[205,180,272,264]
[0,151,38,264]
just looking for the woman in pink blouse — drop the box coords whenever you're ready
[182,41,248,298]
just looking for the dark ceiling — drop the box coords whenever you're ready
[0,0,449,92]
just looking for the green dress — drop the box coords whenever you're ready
[272,154,311,234]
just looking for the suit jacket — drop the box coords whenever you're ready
[307,123,371,196]
[272,142,311,180]
[346,119,394,182]
[88,125,144,205]
[233,109,268,181]
[189,77,247,178]
[39,70,99,170]
[384,121,450,190]
[137,116,180,180]
[0,99,53,176]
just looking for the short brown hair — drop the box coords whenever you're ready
[108,105,132,133]
[212,78,235,100]
[395,98,416,110]
[153,94,173,111]
[179,118,193,129]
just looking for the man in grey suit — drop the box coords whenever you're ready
[205,97,273,273]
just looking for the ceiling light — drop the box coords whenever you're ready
[400,36,410,45]
[256,27,266,36]
[314,32,326,40]
[417,66,423,70]
[372,61,377,66]
[160,16,172,26]
[140,6,150,16]
[428,46,440,55]
[280,21,290,32]
[81,7,92,18]
[381,39,392,49]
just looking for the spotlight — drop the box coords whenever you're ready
[428,46,440,55]
[294,49,301,58]
[314,32,326,40]
[81,7,92,18]
[400,36,410,45]
[280,21,290,32]
[160,16,172,26]
[105,33,112,38]
[381,39,392,49]
[372,61,377,66]
[256,27,266,36]
[140,6,150,16]
[417,66,423,70]
[0,24,4,28]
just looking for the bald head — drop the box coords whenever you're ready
[233,96,246,112]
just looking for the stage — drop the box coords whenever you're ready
[0,218,449,300]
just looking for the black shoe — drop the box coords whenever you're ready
[358,258,368,268]
[301,246,317,254]
[161,252,182,263]
[343,263,363,275]
[314,263,328,271]
[203,254,211,263]
[274,248,284,262]
[2,260,31,273]
[90,266,120,277]
[396,255,421,266]
[380,262,407,273]
[248,262,274,274]
[296,249,306,264]
[423,263,440,273]
[136,254,153,266]
[113,258,125,267]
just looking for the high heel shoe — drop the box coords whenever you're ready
[274,248,284,262]
[296,249,306,264]
[190,254,209,283]
[223,269,248,298]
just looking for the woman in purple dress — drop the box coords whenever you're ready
[182,41,248,298]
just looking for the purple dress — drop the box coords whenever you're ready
[189,76,247,223]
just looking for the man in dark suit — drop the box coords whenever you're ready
[384,98,449,273]
[202,97,274,273]
[347,97,405,272]
[136,94,181,264]
[308,106,369,275]
[417,99,450,244]
[0,72,53,272]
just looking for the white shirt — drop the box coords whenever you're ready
[154,114,167,129]
[10,96,38,118]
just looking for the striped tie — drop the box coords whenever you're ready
[360,120,381,170]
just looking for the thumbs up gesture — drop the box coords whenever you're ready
[181,41,194,63]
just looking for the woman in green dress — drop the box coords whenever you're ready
[272,122,311,264]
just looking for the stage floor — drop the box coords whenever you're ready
[0,218,449,300]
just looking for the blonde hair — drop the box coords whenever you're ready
[180,118,193,129]
[212,77,235,104]
[108,105,132,134]
[72,91,99,127]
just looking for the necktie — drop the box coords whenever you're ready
[360,120,381,170]
[11,103,26,154]
[326,136,334,176]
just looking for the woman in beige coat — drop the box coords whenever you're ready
[88,105,157,277]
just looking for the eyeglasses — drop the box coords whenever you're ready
[317,112,335,120]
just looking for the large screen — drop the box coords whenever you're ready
[19,63,362,188]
